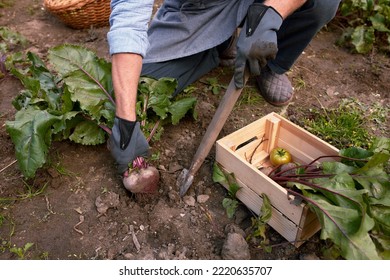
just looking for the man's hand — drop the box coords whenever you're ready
[234,3,283,88]
[108,117,149,175]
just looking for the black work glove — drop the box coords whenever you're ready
[234,3,283,88]
[108,117,149,175]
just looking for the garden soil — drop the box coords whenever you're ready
[0,1,389,260]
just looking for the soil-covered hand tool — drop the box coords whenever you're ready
[177,70,249,197]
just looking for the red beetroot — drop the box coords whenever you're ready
[122,157,160,193]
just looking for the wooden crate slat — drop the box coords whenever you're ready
[264,115,281,153]
[295,209,321,247]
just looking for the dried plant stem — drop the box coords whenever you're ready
[0,159,17,173]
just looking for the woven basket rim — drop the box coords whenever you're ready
[44,0,98,12]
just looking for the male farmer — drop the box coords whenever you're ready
[107,0,341,175]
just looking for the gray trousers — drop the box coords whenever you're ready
[141,0,341,96]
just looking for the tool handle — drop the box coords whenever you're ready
[188,70,249,176]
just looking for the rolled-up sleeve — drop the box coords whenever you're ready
[107,0,154,57]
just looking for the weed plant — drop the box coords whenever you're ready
[335,0,390,53]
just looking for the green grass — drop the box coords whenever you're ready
[303,98,385,149]
[0,0,14,8]
[0,214,15,254]
[0,180,48,205]
[293,76,306,91]
[18,180,48,200]
[236,87,263,107]
[48,153,78,177]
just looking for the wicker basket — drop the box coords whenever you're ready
[44,0,111,29]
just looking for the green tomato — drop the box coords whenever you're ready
[269,147,292,166]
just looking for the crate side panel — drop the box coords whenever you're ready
[299,205,319,227]
[295,211,321,247]
[219,178,299,243]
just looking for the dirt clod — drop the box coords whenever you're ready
[221,232,251,260]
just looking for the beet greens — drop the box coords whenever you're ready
[5,45,197,178]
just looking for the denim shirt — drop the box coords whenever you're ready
[108,0,252,61]
[107,0,154,57]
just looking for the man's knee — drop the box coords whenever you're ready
[310,0,341,26]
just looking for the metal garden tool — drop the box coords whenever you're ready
[177,70,249,197]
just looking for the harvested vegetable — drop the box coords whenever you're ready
[122,157,160,194]
[269,147,292,166]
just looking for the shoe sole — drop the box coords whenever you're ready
[259,91,294,107]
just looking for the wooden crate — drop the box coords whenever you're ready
[215,112,339,247]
